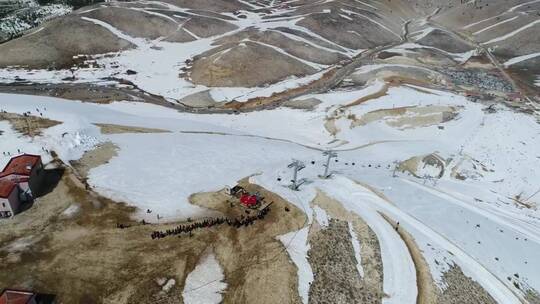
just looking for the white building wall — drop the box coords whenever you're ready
[0,197,12,213]
[0,187,19,218]
[0,158,43,218]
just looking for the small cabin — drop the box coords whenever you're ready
[0,179,19,218]
[229,185,246,197]
[0,154,44,218]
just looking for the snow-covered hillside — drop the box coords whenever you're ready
[0,0,539,303]
[1,77,539,302]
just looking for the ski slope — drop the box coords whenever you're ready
[1,83,539,302]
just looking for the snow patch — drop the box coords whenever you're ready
[162,278,176,292]
[504,52,540,66]
[483,19,540,44]
[348,221,364,278]
[277,226,313,304]
[62,204,80,217]
[313,205,329,227]
[182,250,227,304]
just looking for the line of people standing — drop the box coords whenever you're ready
[151,204,272,240]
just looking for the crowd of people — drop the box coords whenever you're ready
[151,204,272,240]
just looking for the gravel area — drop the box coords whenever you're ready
[439,265,497,304]
[445,68,513,92]
[308,218,375,304]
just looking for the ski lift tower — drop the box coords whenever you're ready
[288,160,306,190]
[319,150,338,179]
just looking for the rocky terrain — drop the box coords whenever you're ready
[0,0,73,42]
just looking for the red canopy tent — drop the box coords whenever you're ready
[239,194,258,207]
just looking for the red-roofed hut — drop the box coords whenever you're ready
[0,154,43,218]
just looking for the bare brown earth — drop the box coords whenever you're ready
[449,155,491,181]
[295,8,400,50]
[0,0,537,109]
[326,103,459,138]
[349,105,459,129]
[211,29,347,66]
[70,141,118,179]
[417,29,473,54]
[0,15,134,69]
[0,164,172,304]
[346,82,390,108]
[398,153,446,178]
[316,184,499,304]
[178,90,217,108]
[281,98,322,110]
[190,179,307,304]
[350,65,446,89]
[398,156,422,176]
[0,83,171,107]
[189,41,316,87]
[307,218,368,304]
[310,190,384,304]
[222,67,339,110]
[181,15,238,39]
[0,112,61,136]
[0,146,306,303]
[80,6,187,41]
[439,265,497,304]
[80,3,239,42]
[93,123,171,134]
[160,0,247,13]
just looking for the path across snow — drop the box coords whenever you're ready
[317,176,523,304]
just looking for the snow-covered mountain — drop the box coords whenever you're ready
[0,1,539,303]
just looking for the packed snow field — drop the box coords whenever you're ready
[1,0,540,303]
[1,79,539,302]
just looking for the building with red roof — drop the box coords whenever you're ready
[0,154,41,178]
[0,289,55,304]
[0,154,43,219]
[0,178,18,218]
